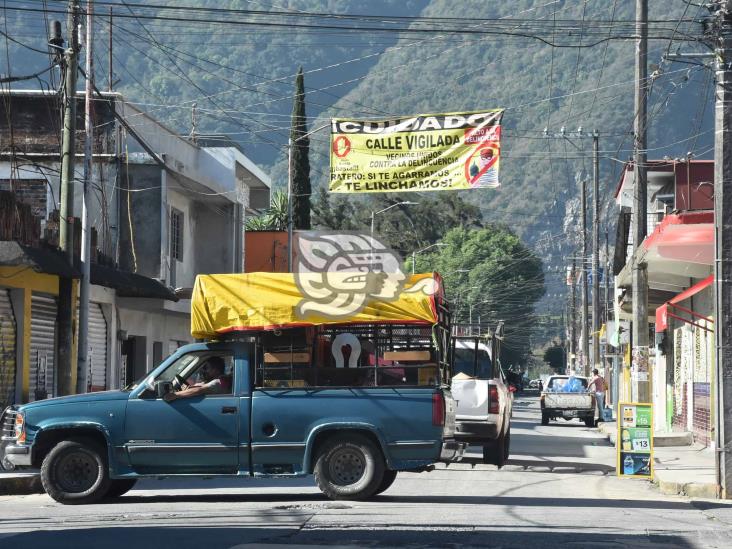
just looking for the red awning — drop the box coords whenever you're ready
[656,274,714,332]
[643,211,714,264]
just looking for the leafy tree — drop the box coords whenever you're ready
[415,226,545,365]
[290,67,311,230]
[543,343,566,374]
[311,191,482,257]
[311,188,362,231]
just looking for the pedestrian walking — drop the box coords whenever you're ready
[588,368,607,423]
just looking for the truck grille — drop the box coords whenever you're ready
[1,407,18,441]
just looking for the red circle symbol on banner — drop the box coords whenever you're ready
[332,135,352,158]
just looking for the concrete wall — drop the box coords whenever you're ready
[117,299,191,374]
[0,161,120,258]
[120,163,162,278]
[245,231,289,273]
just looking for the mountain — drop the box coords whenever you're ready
[1,0,714,343]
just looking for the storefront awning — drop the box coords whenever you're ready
[643,211,713,264]
[91,264,178,301]
[655,274,714,332]
[0,241,79,277]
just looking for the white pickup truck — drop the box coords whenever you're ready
[540,375,596,427]
[451,335,514,467]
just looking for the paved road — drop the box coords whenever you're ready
[1,395,731,548]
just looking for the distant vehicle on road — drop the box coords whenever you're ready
[528,379,541,389]
[540,375,595,427]
[450,327,514,467]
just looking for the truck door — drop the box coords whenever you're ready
[124,346,249,474]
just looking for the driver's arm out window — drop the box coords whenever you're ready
[156,353,235,394]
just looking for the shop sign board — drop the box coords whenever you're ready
[617,402,653,479]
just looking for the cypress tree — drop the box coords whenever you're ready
[290,67,311,230]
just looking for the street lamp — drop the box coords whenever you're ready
[287,122,329,272]
[411,242,446,275]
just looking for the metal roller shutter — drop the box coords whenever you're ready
[87,303,108,391]
[29,294,57,401]
[0,289,17,409]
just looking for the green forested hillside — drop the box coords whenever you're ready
[1,0,714,345]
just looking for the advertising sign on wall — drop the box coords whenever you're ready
[329,110,503,193]
[617,402,653,479]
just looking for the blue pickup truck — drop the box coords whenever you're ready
[1,273,462,504]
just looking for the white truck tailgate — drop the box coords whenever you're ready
[544,393,593,409]
[452,378,489,420]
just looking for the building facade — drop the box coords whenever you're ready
[612,159,714,445]
[0,90,270,408]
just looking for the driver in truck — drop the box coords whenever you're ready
[164,356,231,401]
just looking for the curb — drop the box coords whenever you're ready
[656,477,718,499]
[0,474,43,495]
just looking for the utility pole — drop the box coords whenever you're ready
[712,0,732,502]
[77,0,93,394]
[107,7,112,92]
[579,172,590,377]
[569,257,577,374]
[591,131,601,374]
[632,0,650,403]
[603,227,610,371]
[58,0,82,396]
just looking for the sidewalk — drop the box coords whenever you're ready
[0,471,42,496]
[596,422,717,498]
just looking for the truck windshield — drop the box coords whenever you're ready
[453,347,492,378]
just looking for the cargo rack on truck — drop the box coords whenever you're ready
[191,272,452,388]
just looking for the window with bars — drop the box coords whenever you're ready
[170,208,183,261]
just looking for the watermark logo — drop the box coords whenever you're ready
[294,231,436,319]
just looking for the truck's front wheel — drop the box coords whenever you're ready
[314,434,385,500]
[40,438,110,505]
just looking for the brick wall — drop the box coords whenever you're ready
[693,382,712,445]
[0,179,47,217]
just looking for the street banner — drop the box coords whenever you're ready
[617,402,653,479]
[329,110,503,193]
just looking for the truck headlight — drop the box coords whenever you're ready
[14,413,25,443]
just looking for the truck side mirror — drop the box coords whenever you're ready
[156,381,173,399]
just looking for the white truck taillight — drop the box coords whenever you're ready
[432,392,445,426]
[489,385,499,414]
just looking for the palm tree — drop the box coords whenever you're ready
[245,190,289,231]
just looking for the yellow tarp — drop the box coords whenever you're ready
[191,272,441,339]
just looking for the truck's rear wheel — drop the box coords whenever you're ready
[105,479,138,499]
[584,416,596,427]
[40,438,110,505]
[483,433,507,468]
[314,434,385,500]
[373,469,398,495]
[503,427,511,461]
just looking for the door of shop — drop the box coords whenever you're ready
[29,294,57,401]
[0,288,17,409]
[87,303,108,391]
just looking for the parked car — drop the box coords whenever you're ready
[0,273,464,504]
[540,375,595,427]
[450,330,514,467]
